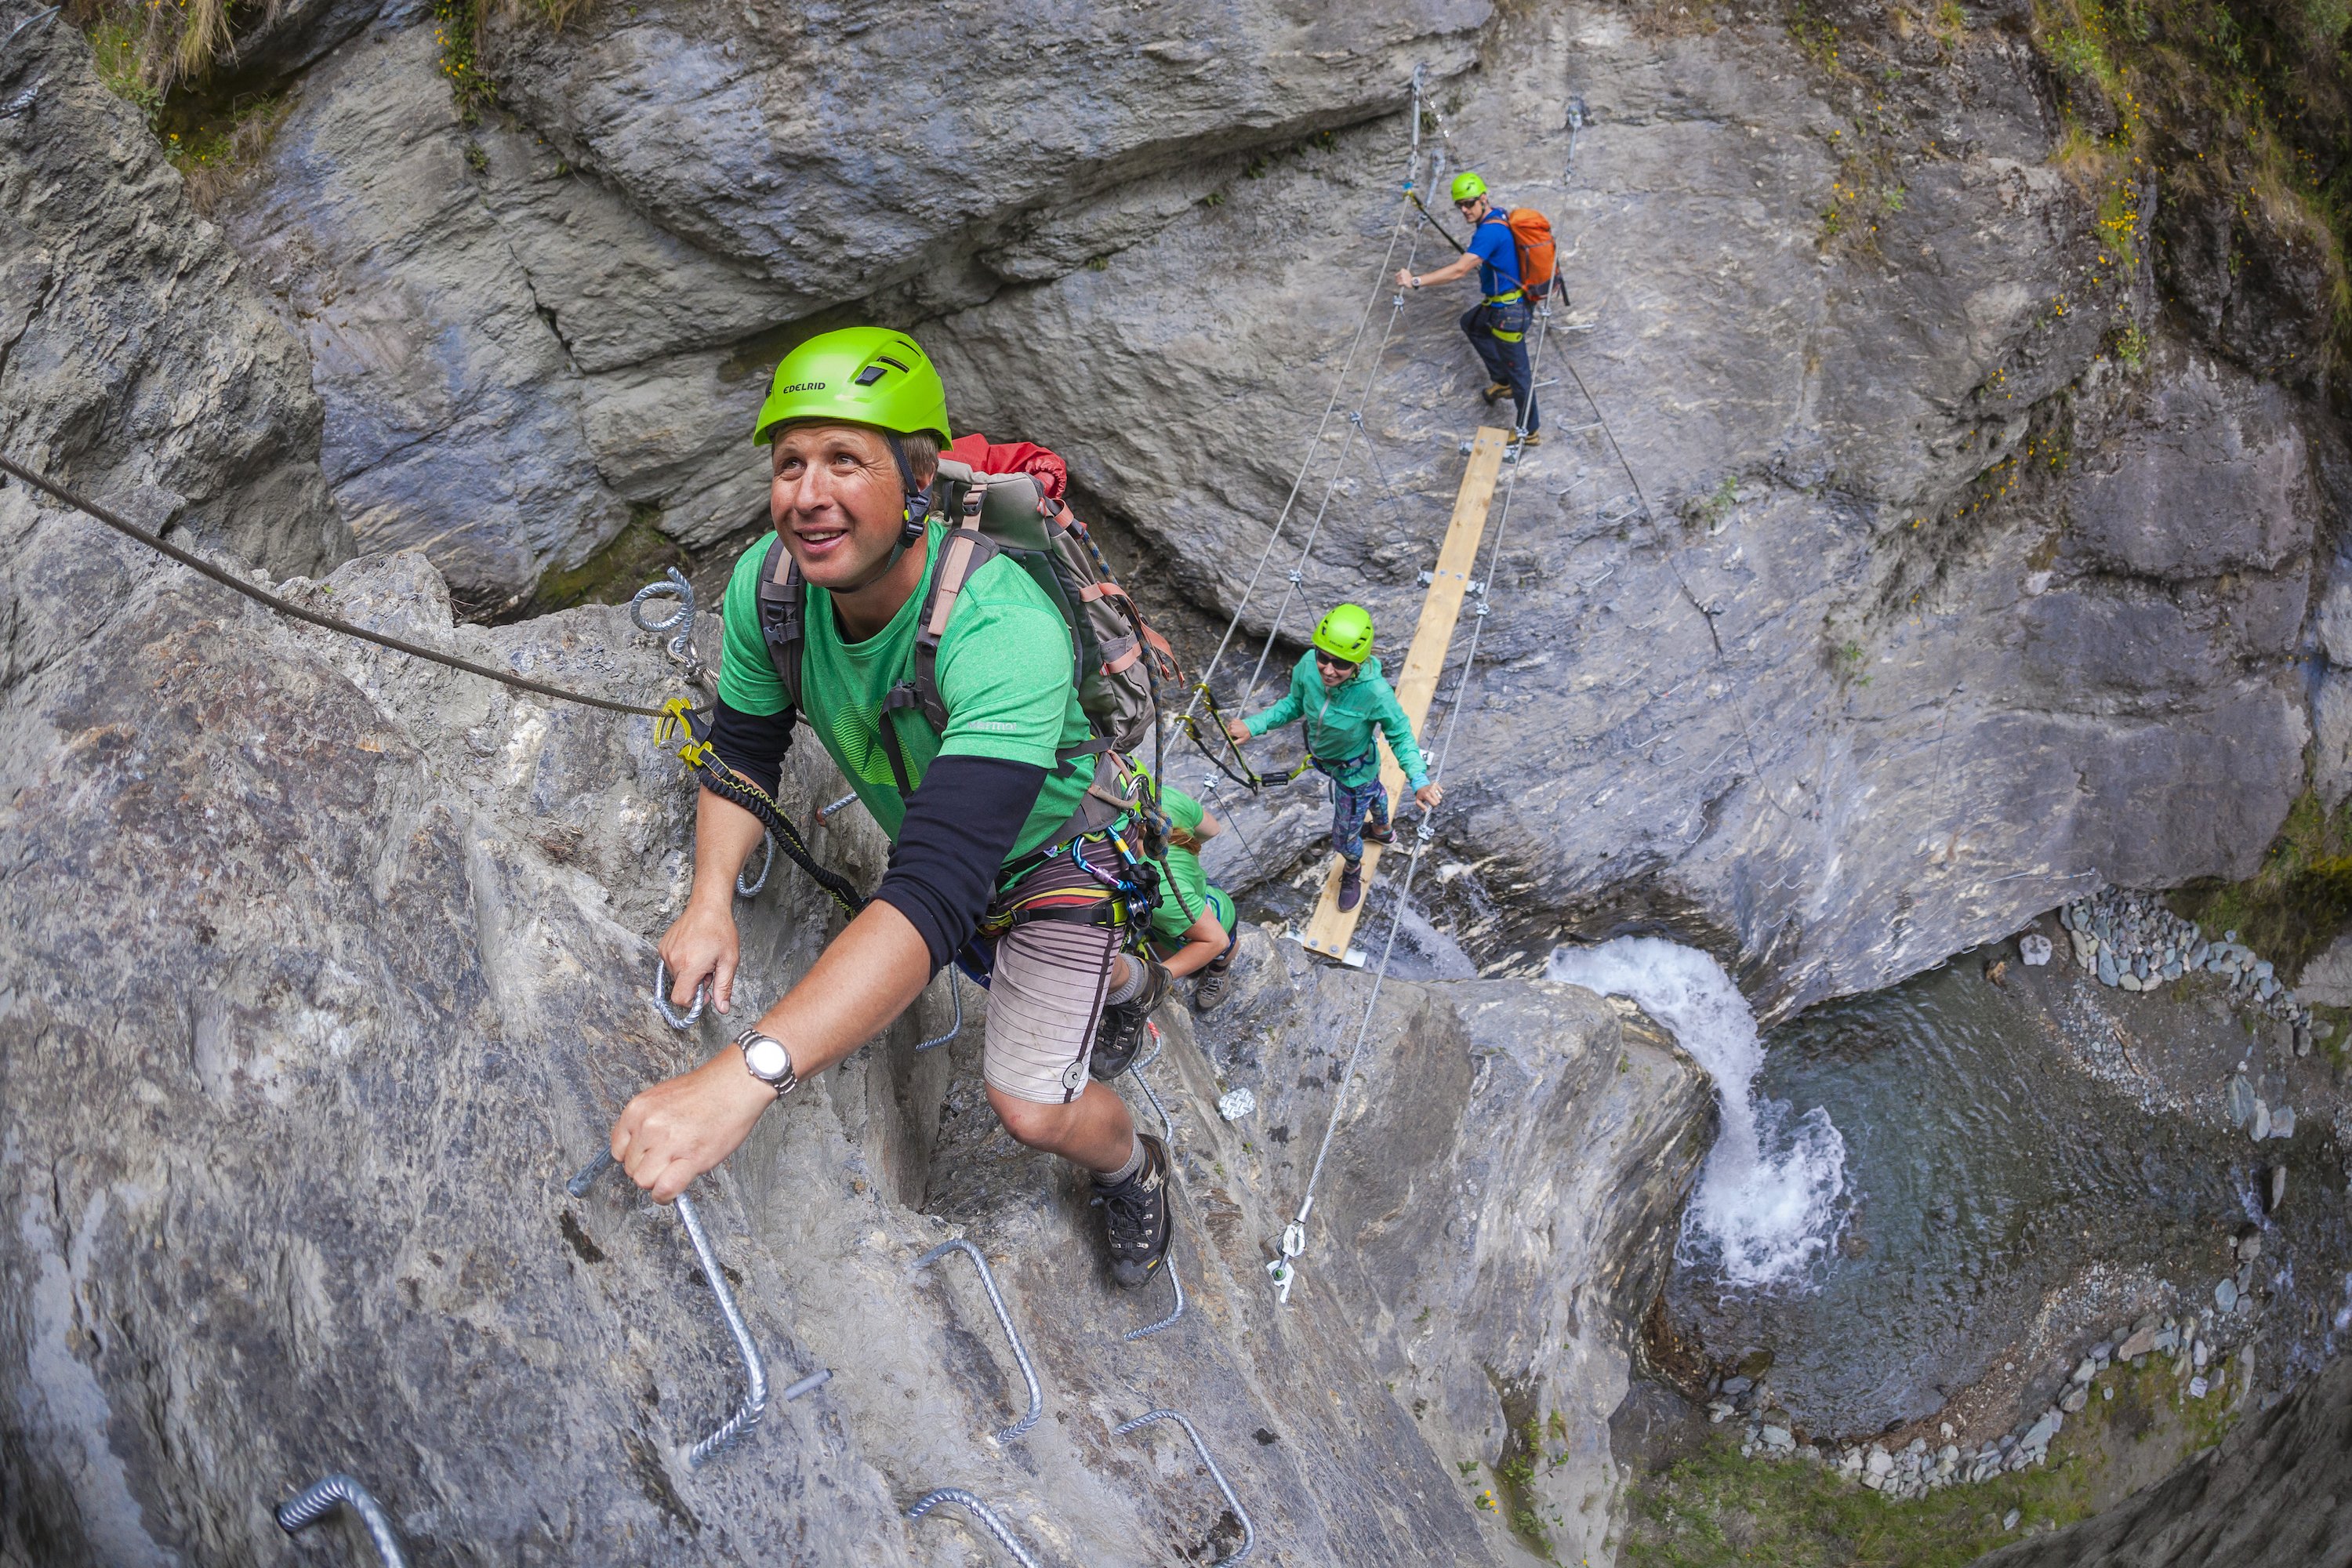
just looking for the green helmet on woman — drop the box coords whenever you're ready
[1313,603,1375,664]
[750,326,952,446]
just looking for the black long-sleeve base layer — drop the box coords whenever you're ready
[702,696,1049,972]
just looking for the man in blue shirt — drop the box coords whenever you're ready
[1396,171,1542,446]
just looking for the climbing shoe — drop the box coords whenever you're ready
[1193,950,1236,1012]
[1361,820,1396,845]
[1095,1134,1174,1288]
[1481,381,1512,404]
[1089,958,1171,1082]
[1338,861,1364,913]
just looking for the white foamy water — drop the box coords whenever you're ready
[1547,936,1848,1289]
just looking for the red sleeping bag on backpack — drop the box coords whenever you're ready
[945,433,1067,499]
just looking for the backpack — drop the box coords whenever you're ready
[1484,207,1558,303]
[753,435,1181,815]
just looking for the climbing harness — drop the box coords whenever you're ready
[650,958,708,1032]
[904,1489,1046,1568]
[274,1473,408,1567]
[1112,1410,1254,1565]
[909,1240,1044,1442]
[567,1149,828,1465]
[1268,296,1558,1308]
[0,455,677,720]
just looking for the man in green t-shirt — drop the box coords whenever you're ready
[1143,781,1241,1011]
[603,328,1176,1290]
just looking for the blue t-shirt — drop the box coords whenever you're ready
[1468,211,1521,299]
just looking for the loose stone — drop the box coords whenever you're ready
[2216,1278,2239,1311]
[2020,933,2053,966]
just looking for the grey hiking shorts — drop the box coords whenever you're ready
[980,851,1123,1105]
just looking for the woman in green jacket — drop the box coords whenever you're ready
[1225,604,1443,912]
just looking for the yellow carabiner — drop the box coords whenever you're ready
[658,697,713,766]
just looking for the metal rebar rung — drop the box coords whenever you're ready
[1112,1409,1256,1564]
[736,832,775,898]
[910,1239,1044,1440]
[904,1489,1045,1568]
[629,568,695,633]
[817,790,860,822]
[1122,1249,1186,1342]
[565,1151,772,1467]
[913,968,964,1053]
[274,1473,409,1567]
[651,958,706,1031]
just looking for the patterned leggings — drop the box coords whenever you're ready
[1328,776,1391,866]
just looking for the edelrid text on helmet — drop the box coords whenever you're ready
[1312,604,1375,665]
[750,327,952,447]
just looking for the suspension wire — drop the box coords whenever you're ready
[1549,352,1806,821]
[1181,72,1433,729]
[0,454,675,719]
[1267,302,1555,1308]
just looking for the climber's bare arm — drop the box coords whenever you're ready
[1160,913,1229,980]
[1397,252,1479,288]
[655,785,768,1016]
[616,898,931,1202]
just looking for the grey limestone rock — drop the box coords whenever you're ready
[0,10,347,576]
[1976,1348,2352,1567]
[0,516,1710,1564]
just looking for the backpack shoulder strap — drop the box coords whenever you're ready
[754,535,806,714]
[908,478,1001,735]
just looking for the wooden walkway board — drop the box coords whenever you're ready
[1299,426,1510,962]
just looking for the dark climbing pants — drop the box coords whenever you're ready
[1460,300,1540,434]
[1328,775,1390,866]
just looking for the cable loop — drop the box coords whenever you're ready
[652,958,707,1031]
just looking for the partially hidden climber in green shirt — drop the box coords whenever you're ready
[1144,780,1241,1011]
[1225,602,1442,913]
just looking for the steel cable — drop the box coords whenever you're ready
[0,454,675,719]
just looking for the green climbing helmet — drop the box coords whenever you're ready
[750,326,952,447]
[1450,170,1488,203]
[1313,603,1375,665]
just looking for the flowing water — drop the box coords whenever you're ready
[1548,938,1850,1287]
[1553,938,2350,1437]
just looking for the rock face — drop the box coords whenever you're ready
[1972,1349,2352,1567]
[0,10,347,576]
[206,0,1488,604]
[0,500,1709,1563]
[989,0,2336,1016]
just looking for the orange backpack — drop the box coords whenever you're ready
[1504,207,1557,301]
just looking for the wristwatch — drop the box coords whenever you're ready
[733,1027,800,1100]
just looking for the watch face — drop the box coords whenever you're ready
[745,1037,791,1081]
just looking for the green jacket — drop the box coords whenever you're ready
[1243,652,1428,790]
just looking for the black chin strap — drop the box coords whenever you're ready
[885,433,931,548]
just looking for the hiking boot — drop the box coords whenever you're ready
[1360,820,1396,845]
[1094,1134,1174,1288]
[1089,958,1171,1082]
[1515,430,1544,448]
[1338,861,1364,913]
[1192,951,1236,1012]
[1481,381,1512,404]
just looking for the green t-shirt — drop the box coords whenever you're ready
[717,524,1096,865]
[1149,786,1226,943]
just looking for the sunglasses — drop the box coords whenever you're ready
[1454,198,1481,209]
[1315,652,1359,671]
